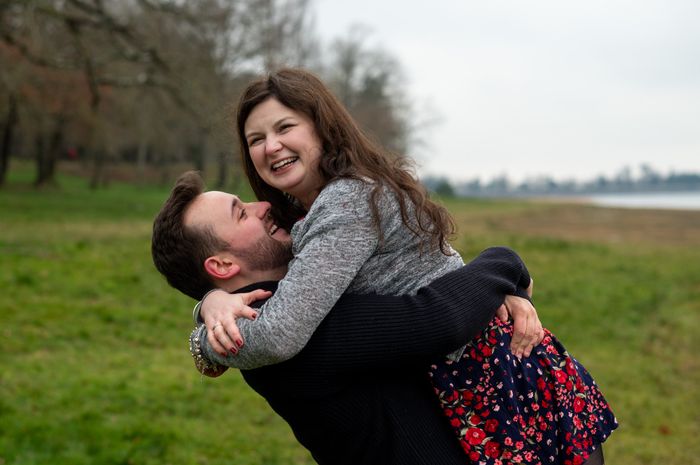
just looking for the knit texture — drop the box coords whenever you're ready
[202,178,470,369]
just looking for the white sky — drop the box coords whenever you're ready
[315,0,700,183]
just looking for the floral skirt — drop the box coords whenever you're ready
[428,317,618,465]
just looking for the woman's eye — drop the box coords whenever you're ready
[239,209,247,219]
[248,137,263,147]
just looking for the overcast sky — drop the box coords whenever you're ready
[315,0,700,183]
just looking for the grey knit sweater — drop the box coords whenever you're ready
[200,178,464,370]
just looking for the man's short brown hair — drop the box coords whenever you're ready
[151,171,230,300]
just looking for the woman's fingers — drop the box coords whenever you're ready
[201,288,270,356]
[504,294,544,359]
[207,322,230,357]
[238,289,272,305]
[495,304,509,323]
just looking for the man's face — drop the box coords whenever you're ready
[184,191,293,272]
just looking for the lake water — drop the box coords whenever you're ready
[587,191,700,211]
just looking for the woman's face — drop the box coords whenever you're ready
[244,97,324,209]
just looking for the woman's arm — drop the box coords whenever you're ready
[199,179,383,369]
[193,247,535,375]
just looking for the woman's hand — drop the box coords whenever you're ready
[201,289,272,356]
[494,279,544,358]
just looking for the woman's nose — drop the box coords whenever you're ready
[265,136,282,155]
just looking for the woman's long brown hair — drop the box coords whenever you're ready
[236,68,455,254]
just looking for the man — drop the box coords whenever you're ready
[152,171,540,465]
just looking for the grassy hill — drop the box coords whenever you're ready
[1,168,698,464]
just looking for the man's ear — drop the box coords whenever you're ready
[203,254,241,280]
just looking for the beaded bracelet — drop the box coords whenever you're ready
[188,326,228,378]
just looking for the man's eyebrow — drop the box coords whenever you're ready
[231,197,240,219]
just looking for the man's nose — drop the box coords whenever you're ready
[251,201,272,219]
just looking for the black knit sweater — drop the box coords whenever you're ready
[234,247,531,465]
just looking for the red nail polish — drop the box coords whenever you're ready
[252,313,258,320]
[236,339,244,348]
[230,347,238,354]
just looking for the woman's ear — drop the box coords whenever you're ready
[203,254,241,280]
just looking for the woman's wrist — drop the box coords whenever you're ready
[189,325,228,377]
[192,288,226,325]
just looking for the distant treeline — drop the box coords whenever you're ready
[424,164,700,197]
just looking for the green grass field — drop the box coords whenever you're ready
[1,167,699,464]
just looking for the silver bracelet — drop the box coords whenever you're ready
[192,288,225,325]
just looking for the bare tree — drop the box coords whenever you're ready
[325,26,411,155]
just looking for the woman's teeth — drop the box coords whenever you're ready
[271,157,298,171]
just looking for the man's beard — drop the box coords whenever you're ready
[232,234,293,272]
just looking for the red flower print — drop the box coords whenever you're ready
[554,369,568,384]
[482,345,493,357]
[470,414,481,425]
[516,441,524,450]
[574,397,585,413]
[466,427,486,445]
[455,406,465,416]
[485,441,501,458]
[462,390,474,403]
[469,451,480,462]
[573,454,585,465]
[485,419,499,433]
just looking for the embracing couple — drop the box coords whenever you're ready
[152,68,616,465]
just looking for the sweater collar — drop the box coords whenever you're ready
[234,281,279,295]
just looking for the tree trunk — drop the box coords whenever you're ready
[136,138,149,185]
[0,95,18,185]
[89,149,107,189]
[35,117,63,187]
[191,143,205,173]
[0,94,18,186]
[34,135,48,186]
[215,151,229,189]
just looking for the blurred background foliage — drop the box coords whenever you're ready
[0,0,412,190]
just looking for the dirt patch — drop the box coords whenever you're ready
[495,203,700,247]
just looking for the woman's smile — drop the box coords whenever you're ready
[245,97,324,208]
[270,156,299,172]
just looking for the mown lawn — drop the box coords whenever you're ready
[1,168,698,464]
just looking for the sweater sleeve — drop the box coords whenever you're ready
[197,247,531,374]
[210,179,381,369]
[281,246,531,373]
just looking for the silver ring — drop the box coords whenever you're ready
[212,322,222,331]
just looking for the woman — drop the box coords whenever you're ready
[196,68,616,464]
